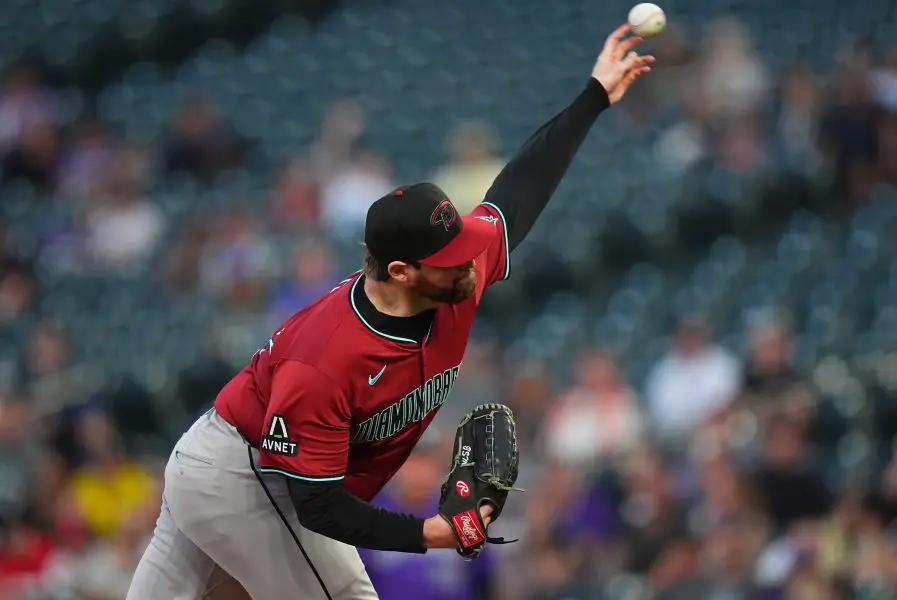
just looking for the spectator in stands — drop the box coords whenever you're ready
[503,360,553,453]
[0,263,34,323]
[101,375,164,456]
[35,204,94,275]
[617,450,689,575]
[86,146,164,268]
[0,222,32,281]
[750,416,833,535]
[266,239,337,330]
[818,62,885,204]
[878,105,897,188]
[741,312,808,415]
[656,457,767,598]
[775,65,823,174]
[1,120,58,191]
[700,20,770,123]
[163,95,244,183]
[198,208,273,306]
[754,492,861,595]
[698,20,770,174]
[543,348,643,471]
[518,465,595,600]
[871,49,897,112]
[643,25,694,114]
[688,453,767,539]
[309,98,367,184]
[654,86,711,172]
[852,494,897,597]
[320,150,394,239]
[160,217,212,295]
[646,539,704,598]
[0,518,65,598]
[360,439,498,600]
[175,331,235,421]
[431,121,505,215]
[269,157,321,230]
[873,51,897,187]
[0,66,55,157]
[697,512,766,598]
[868,459,897,526]
[19,323,96,418]
[814,491,866,587]
[0,398,42,525]
[67,410,157,541]
[550,473,625,590]
[645,316,741,443]
[434,339,504,426]
[715,113,768,174]
[69,478,158,600]
[56,119,116,200]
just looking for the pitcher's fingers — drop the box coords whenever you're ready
[620,51,640,71]
[630,66,652,80]
[616,67,649,95]
[614,36,644,61]
[602,24,632,55]
[627,65,653,82]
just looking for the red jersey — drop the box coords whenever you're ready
[215,203,509,501]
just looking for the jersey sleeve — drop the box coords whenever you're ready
[471,202,511,297]
[257,360,351,482]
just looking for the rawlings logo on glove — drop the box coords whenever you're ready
[452,510,487,548]
[438,403,522,559]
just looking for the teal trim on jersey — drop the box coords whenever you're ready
[258,467,345,482]
[480,202,511,281]
[349,277,419,344]
[331,270,363,293]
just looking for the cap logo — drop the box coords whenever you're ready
[430,200,457,232]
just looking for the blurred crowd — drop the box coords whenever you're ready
[1,15,897,600]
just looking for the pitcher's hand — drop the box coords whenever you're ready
[423,505,494,549]
[591,24,655,105]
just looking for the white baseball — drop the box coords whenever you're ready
[628,3,666,38]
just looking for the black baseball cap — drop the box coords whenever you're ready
[364,182,494,268]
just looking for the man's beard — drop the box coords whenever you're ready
[413,271,476,305]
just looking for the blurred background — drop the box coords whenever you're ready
[1,0,897,598]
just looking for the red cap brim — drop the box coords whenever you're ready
[417,214,495,268]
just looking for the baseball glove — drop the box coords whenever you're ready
[438,403,522,559]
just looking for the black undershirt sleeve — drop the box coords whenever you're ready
[483,78,611,252]
[287,478,428,553]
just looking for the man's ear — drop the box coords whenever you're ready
[387,261,416,283]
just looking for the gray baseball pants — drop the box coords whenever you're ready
[126,409,378,600]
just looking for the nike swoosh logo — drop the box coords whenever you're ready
[368,366,387,385]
